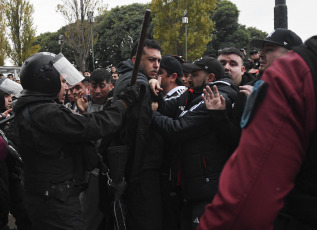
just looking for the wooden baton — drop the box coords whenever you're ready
[130,9,151,85]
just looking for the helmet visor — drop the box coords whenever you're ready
[0,78,23,98]
[52,54,84,85]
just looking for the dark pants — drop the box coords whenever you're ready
[81,169,104,230]
[160,177,183,230]
[274,213,317,230]
[24,195,83,230]
[180,200,210,230]
[124,169,162,230]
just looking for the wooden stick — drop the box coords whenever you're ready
[130,9,151,85]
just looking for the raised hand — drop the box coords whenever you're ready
[76,90,88,114]
[202,85,226,110]
[239,85,254,97]
[149,79,163,96]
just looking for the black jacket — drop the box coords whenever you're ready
[112,60,164,180]
[152,78,238,201]
[13,93,127,195]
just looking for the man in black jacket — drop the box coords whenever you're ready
[111,39,164,230]
[13,52,139,230]
[151,56,237,230]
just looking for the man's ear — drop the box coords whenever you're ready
[109,83,114,91]
[206,73,215,83]
[170,73,178,83]
[241,65,246,74]
[132,56,136,64]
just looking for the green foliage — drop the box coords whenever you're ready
[0,0,9,65]
[34,27,77,65]
[151,0,217,61]
[4,0,39,66]
[205,0,267,56]
[246,26,268,41]
[32,0,268,68]
[56,0,103,71]
[95,3,153,67]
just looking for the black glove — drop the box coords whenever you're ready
[118,83,140,107]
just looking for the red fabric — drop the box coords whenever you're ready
[197,51,317,230]
[0,136,7,160]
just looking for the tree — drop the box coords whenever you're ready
[204,0,267,56]
[208,0,239,52]
[34,27,76,65]
[56,0,105,71]
[151,0,217,61]
[95,3,153,67]
[0,0,9,65]
[4,0,40,66]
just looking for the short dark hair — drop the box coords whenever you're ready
[130,39,162,59]
[163,67,183,86]
[90,68,112,84]
[218,47,244,60]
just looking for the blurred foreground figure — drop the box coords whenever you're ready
[198,36,317,230]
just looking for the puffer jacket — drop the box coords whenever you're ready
[152,77,238,201]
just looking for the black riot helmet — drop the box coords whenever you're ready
[20,52,84,96]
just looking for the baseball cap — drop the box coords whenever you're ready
[160,55,183,77]
[182,57,225,80]
[249,50,259,55]
[250,28,303,50]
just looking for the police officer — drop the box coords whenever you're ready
[13,52,139,230]
[197,36,317,229]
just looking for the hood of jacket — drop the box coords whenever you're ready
[209,77,238,104]
[13,92,55,114]
[117,59,147,77]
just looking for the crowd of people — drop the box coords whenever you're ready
[0,27,316,230]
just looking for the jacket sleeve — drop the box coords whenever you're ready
[30,100,127,142]
[197,52,317,229]
[152,102,216,142]
[157,91,186,118]
[209,92,245,151]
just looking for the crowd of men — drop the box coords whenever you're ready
[0,27,316,230]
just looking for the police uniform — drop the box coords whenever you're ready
[13,52,136,230]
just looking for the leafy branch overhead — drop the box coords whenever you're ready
[33,0,268,70]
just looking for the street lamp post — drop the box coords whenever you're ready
[88,11,95,71]
[274,0,288,29]
[58,34,63,53]
[182,11,188,61]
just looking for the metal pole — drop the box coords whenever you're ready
[88,11,95,71]
[274,0,288,29]
[185,23,188,61]
[182,12,188,61]
[91,23,95,70]
[58,34,63,54]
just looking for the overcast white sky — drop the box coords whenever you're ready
[31,0,317,42]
